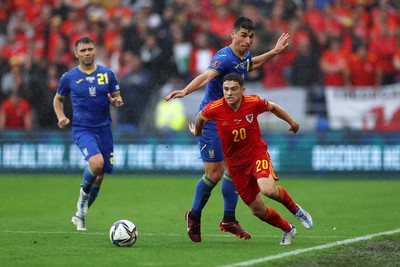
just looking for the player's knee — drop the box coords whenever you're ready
[260,186,278,198]
[204,169,224,182]
[95,175,104,185]
[90,157,104,174]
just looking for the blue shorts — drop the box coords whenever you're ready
[197,120,224,162]
[72,125,114,173]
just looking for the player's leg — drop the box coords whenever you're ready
[248,194,296,245]
[185,161,222,242]
[71,128,103,231]
[221,163,238,222]
[258,152,313,229]
[88,126,114,208]
[190,161,223,219]
[218,162,251,239]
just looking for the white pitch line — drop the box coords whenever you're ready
[218,228,400,267]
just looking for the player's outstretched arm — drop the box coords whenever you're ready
[108,93,124,107]
[268,101,299,134]
[164,69,218,101]
[251,33,290,71]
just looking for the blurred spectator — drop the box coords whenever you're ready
[170,21,192,79]
[320,37,347,86]
[344,41,382,90]
[208,3,235,47]
[1,57,29,100]
[289,35,322,115]
[154,79,187,134]
[188,31,217,79]
[369,26,397,85]
[0,87,32,131]
[289,36,321,88]
[393,42,400,83]
[262,38,294,88]
[118,51,153,128]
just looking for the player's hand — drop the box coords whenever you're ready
[189,123,203,136]
[188,123,196,135]
[289,122,299,134]
[108,93,124,107]
[273,33,290,54]
[164,90,185,101]
[58,117,70,129]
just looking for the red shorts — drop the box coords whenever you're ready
[229,150,278,205]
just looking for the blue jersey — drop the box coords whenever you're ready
[199,46,253,110]
[196,46,253,162]
[56,65,120,127]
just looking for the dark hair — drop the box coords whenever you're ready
[233,17,254,32]
[223,73,244,87]
[75,36,95,48]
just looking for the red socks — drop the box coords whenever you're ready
[277,185,298,213]
[262,206,291,232]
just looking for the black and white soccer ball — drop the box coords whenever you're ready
[109,219,138,247]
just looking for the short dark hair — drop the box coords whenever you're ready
[233,17,254,32]
[223,73,244,87]
[75,36,95,48]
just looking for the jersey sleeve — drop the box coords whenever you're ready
[108,69,120,95]
[208,52,230,75]
[201,102,214,121]
[56,73,69,99]
[255,95,269,115]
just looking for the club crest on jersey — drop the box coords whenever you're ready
[246,114,254,123]
[89,86,96,96]
[86,76,95,83]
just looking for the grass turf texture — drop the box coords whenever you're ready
[0,174,399,267]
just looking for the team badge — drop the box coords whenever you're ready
[89,86,96,97]
[208,149,215,159]
[245,114,254,123]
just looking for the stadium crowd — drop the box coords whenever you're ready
[0,0,400,131]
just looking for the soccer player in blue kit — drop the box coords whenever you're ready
[164,17,290,242]
[53,36,124,231]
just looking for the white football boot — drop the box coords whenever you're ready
[293,205,313,229]
[280,224,296,245]
[71,188,88,231]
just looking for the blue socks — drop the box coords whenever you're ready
[221,173,238,221]
[191,175,216,219]
[81,166,101,208]
[81,167,96,193]
[191,173,238,221]
[88,183,100,207]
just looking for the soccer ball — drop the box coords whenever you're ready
[109,219,138,247]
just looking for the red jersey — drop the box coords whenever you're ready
[0,97,31,129]
[201,95,269,168]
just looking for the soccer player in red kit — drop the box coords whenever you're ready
[189,73,313,245]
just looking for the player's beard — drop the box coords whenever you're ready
[81,57,94,67]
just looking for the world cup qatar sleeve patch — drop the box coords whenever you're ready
[210,59,221,69]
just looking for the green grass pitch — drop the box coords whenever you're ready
[1,174,399,267]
